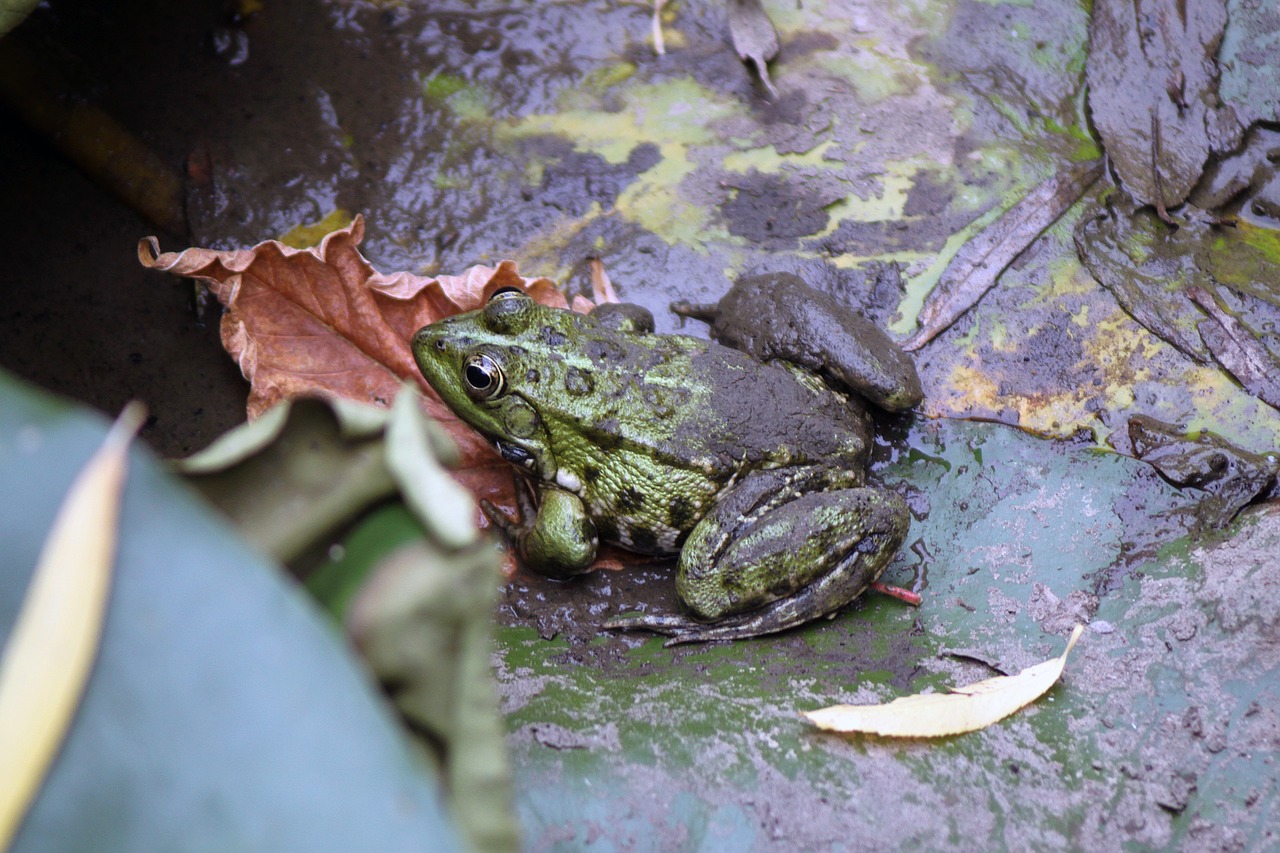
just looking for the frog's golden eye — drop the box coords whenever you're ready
[488,287,526,302]
[483,287,536,333]
[463,353,505,400]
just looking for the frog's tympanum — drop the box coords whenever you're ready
[412,272,923,643]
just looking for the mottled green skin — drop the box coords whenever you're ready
[412,274,920,643]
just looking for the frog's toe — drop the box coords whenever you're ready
[603,612,705,636]
[603,612,767,645]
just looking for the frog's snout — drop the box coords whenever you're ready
[412,325,453,358]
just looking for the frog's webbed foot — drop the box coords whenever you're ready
[482,474,598,580]
[603,612,712,645]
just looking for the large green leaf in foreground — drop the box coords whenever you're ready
[0,372,457,852]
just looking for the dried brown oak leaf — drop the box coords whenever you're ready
[138,214,600,521]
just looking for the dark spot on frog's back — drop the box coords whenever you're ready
[584,339,626,365]
[583,464,601,483]
[667,495,695,530]
[630,526,658,553]
[642,383,691,419]
[565,367,594,396]
[540,326,568,347]
[618,486,644,512]
[526,368,540,384]
[595,516,619,544]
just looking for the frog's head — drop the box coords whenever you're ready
[412,288,562,475]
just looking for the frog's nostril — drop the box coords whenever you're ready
[435,339,446,351]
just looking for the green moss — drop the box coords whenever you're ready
[420,73,467,101]
[419,73,489,122]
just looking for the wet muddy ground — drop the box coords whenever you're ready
[3,0,1279,849]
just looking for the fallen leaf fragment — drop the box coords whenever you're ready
[0,403,144,848]
[589,256,620,304]
[804,624,1084,737]
[905,161,1101,350]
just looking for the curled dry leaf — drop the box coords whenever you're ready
[804,624,1084,737]
[139,215,598,534]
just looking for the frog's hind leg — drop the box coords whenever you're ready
[642,529,899,646]
[605,469,909,645]
[616,504,901,645]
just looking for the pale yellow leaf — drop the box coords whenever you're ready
[0,403,144,848]
[804,624,1084,737]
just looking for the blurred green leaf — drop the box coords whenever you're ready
[385,385,478,549]
[349,535,518,853]
[176,387,517,852]
[176,397,397,564]
[306,503,425,622]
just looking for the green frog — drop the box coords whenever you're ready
[411,272,922,643]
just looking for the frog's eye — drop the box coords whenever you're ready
[462,353,505,400]
[483,287,536,333]
[488,287,526,302]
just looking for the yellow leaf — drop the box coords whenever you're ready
[804,624,1084,737]
[0,403,144,848]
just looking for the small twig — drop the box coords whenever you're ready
[871,582,922,606]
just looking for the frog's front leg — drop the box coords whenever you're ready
[605,468,909,644]
[483,480,598,580]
